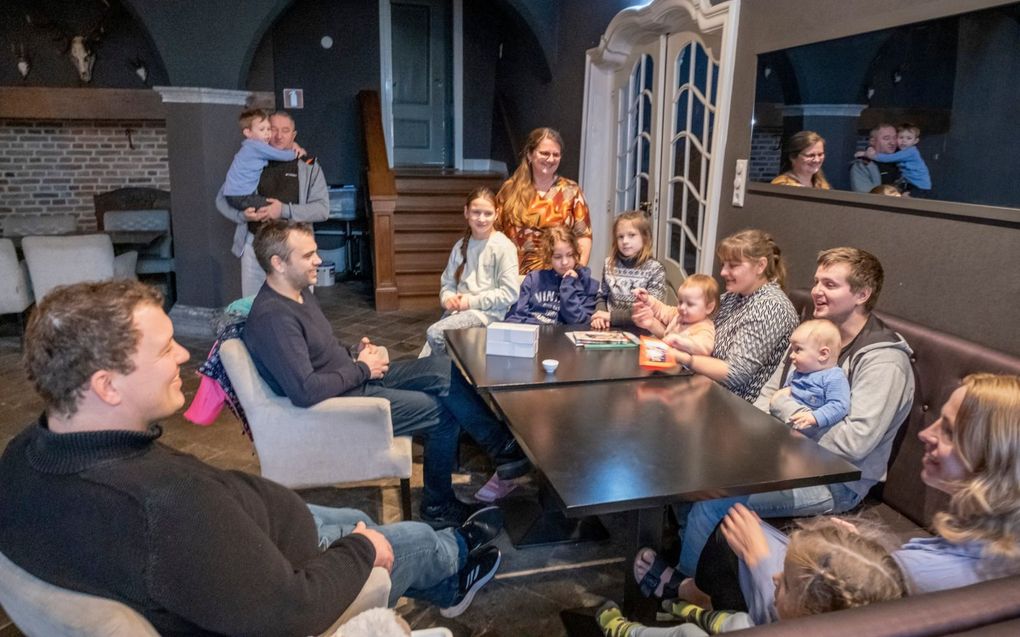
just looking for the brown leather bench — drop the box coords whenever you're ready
[742,290,1020,635]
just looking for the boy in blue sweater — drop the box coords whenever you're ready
[222,108,300,212]
[504,226,598,324]
[858,123,931,195]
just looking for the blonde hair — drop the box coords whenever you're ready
[678,274,720,318]
[716,229,788,290]
[497,127,564,227]
[933,373,1020,575]
[454,187,499,284]
[541,226,579,268]
[609,211,653,273]
[784,517,906,617]
[792,319,841,353]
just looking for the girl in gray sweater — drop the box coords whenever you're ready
[424,188,521,354]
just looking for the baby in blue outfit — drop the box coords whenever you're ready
[770,318,850,432]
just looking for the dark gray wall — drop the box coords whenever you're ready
[492,0,637,177]
[717,0,1020,357]
[259,0,381,186]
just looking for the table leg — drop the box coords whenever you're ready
[503,475,610,548]
[624,506,667,622]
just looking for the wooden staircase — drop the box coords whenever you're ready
[391,170,504,310]
[360,89,506,311]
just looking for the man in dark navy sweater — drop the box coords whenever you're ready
[0,280,505,634]
[243,221,529,528]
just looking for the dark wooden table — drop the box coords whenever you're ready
[446,323,690,391]
[490,375,860,621]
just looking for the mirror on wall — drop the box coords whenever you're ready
[749,2,1020,209]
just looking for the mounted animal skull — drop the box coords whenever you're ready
[69,36,95,82]
[26,0,109,83]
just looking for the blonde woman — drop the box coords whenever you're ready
[683,373,1020,620]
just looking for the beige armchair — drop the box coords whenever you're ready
[20,234,137,301]
[0,238,33,329]
[218,339,413,519]
[0,549,390,637]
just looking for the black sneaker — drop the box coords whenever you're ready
[457,505,503,555]
[440,546,501,618]
[420,499,486,529]
[494,438,531,480]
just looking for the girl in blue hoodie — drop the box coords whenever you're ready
[504,226,598,324]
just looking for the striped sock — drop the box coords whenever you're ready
[669,601,735,634]
[597,604,640,637]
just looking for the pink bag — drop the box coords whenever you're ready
[183,375,227,426]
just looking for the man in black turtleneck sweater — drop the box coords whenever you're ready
[0,280,502,636]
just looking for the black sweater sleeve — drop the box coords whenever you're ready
[147,475,377,637]
[245,291,370,407]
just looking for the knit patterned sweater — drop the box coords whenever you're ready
[594,256,666,324]
[713,282,798,402]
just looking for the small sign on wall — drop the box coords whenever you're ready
[282,89,304,109]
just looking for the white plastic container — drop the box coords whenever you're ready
[315,261,335,287]
[486,322,539,358]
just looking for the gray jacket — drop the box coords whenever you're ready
[755,315,914,500]
[216,159,329,257]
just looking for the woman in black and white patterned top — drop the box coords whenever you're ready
[667,229,799,401]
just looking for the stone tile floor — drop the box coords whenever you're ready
[0,280,632,637]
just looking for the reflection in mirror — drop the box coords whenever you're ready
[749,2,1020,209]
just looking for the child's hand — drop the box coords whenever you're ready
[633,288,649,304]
[789,411,817,429]
[563,269,578,278]
[443,296,461,312]
[721,504,770,568]
[590,311,611,330]
[854,150,866,158]
[292,142,307,158]
[631,303,655,330]
[454,295,471,311]
[865,147,877,159]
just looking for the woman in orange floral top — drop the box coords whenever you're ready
[496,128,592,275]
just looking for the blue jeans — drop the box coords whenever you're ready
[352,354,461,510]
[676,483,860,576]
[352,354,515,511]
[308,505,466,607]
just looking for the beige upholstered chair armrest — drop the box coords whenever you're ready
[218,339,412,490]
[320,567,392,636]
[0,549,161,637]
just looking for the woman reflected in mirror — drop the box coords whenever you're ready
[771,130,831,189]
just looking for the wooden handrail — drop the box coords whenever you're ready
[358,90,399,311]
[359,90,397,197]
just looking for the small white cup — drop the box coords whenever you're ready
[542,358,559,374]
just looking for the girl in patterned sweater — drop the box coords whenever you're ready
[591,211,666,330]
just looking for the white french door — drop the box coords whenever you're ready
[657,34,721,284]
[612,33,722,285]
[613,40,662,217]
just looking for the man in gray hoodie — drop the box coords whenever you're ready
[639,247,914,587]
[216,111,329,296]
